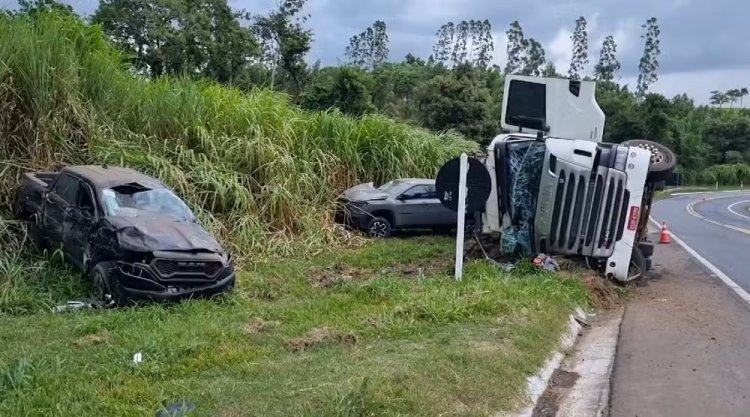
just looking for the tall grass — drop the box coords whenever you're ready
[0,12,476,258]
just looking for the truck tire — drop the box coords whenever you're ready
[367,217,392,238]
[622,139,676,182]
[628,246,646,281]
[91,262,129,307]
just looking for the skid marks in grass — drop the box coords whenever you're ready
[285,327,359,352]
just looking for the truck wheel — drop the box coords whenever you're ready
[367,217,392,238]
[628,246,646,281]
[91,262,129,307]
[623,139,676,182]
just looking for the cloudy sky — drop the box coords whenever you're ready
[3,0,748,104]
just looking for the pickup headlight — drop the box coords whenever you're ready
[614,147,629,171]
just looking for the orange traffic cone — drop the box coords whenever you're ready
[659,222,671,244]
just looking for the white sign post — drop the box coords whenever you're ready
[454,153,468,281]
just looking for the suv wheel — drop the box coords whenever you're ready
[367,217,392,238]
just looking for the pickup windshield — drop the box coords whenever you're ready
[102,184,195,221]
[501,141,546,256]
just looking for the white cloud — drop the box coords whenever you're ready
[548,28,573,74]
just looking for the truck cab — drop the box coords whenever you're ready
[474,76,674,281]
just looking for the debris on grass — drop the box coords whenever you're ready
[310,265,369,288]
[285,327,358,352]
[73,331,109,347]
[242,317,281,335]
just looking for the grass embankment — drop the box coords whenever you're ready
[0,12,475,257]
[0,237,590,416]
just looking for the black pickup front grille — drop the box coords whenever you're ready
[153,259,223,278]
[547,169,628,257]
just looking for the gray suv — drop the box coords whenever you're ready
[336,179,458,238]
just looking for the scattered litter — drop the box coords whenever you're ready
[52,301,93,313]
[156,401,196,417]
[533,253,559,272]
[132,352,143,365]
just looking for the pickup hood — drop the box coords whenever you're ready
[341,182,388,202]
[108,214,223,253]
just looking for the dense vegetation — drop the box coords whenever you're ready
[0,11,474,258]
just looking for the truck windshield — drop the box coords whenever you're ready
[101,184,195,221]
[501,141,546,256]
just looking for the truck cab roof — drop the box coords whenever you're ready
[64,165,163,190]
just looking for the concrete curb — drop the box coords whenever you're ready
[512,308,587,417]
[557,307,625,417]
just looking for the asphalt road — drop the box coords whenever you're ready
[609,191,750,417]
[651,191,750,293]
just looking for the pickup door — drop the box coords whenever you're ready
[42,173,99,268]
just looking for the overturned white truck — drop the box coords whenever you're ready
[444,75,676,282]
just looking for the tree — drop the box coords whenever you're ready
[432,22,455,66]
[569,16,588,80]
[636,17,661,99]
[432,20,493,68]
[451,20,470,67]
[541,62,558,77]
[726,89,741,108]
[521,39,546,76]
[505,21,526,75]
[710,90,729,108]
[93,0,258,82]
[93,0,180,77]
[252,0,312,94]
[594,35,621,81]
[345,20,389,70]
[17,0,74,16]
[740,87,749,107]
[471,19,494,68]
[415,64,497,142]
[302,67,373,116]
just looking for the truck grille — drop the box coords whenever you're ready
[153,259,223,278]
[545,168,628,258]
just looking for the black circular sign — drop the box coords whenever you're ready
[435,156,492,212]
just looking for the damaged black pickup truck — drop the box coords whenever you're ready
[15,165,235,305]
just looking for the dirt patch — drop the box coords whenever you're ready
[310,264,370,288]
[578,271,624,309]
[285,327,358,352]
[532,369,581,417]
[74,331,109,347]
[363,316,384,328]
[242,317,280,335]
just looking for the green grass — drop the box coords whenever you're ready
[0,237,589,416]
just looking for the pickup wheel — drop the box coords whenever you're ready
[91,262,129,307]
[623,139,676,182]
[367,217,392,238]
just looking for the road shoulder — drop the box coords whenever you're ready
[609,236,750,417]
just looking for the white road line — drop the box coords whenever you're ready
[651,207,750,305]
[686,198,750,236]
[728,200,750,221]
